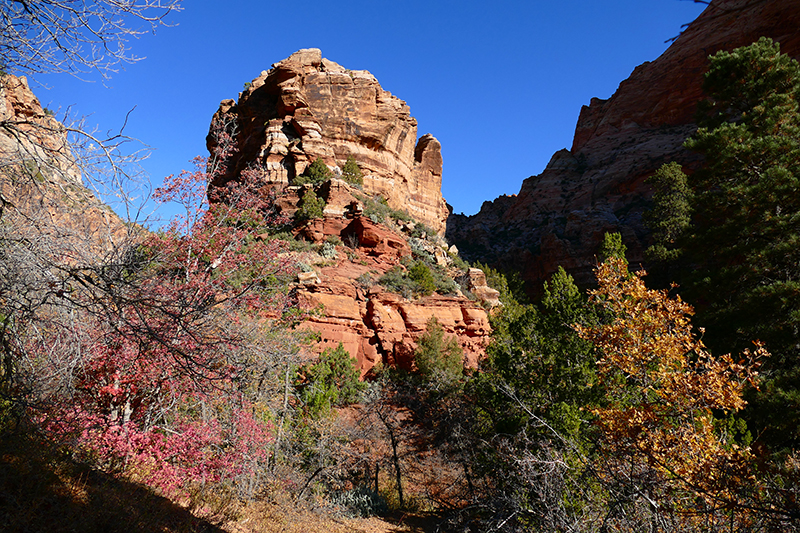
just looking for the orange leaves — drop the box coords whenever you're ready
[576,256,766,508]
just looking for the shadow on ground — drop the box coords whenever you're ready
[0,431,224,533]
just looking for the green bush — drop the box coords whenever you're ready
[340,156,363,186]
[295,188,326,221]
[296,342,366,419]
[407,261,436,296]
[378,260,457,298]
[378,266,415,299]
[414,317,463,383]
[294,158,334,186]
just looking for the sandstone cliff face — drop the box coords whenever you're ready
[209,48,449,234]
[281,179,494,376]
[0,74,127,257]
[447,0,800,288]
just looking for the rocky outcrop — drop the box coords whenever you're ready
[291,229,493,375]
[208,48,449,234]
[294,249,492,377]
[447,0,800,288]
[0,74,128,257]
[279,176,493,375]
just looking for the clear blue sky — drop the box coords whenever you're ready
[33,0,706,224]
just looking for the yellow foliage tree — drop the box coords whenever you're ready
[575,257,766,520]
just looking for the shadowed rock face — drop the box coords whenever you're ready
[208,48,449,234]
[447,0,800,289]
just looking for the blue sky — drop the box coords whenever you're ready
[33,0,706,224]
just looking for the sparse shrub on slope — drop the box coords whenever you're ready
[293,158,333,186]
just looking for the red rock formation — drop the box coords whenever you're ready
[295,250,492,376]
[447,0,800,288]
[258,172,493,375]
[0,74,128,256]
[208,48,449,234]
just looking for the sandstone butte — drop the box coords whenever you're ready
[446,0,800,289]
[208,48,449,235]
[207,53,496,376]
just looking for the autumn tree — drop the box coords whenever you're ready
[0,0,181,79]
[576,256,772,529]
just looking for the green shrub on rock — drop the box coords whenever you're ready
[295,188,326,221]
[340,156,363,186]
[293,158,333,186]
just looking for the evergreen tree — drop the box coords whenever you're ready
[295,188,325,221]
[293,158,333,186]
[598,232,627,264]
[644,162,693,262]
[414,317,463,384]
[340,156,363,186]
[473,266,598,440]
[648,38,800,449]
[296,343,366,419]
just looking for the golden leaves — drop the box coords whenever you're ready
[577,257,766,509]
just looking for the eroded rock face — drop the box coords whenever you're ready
[0,74,128,256]
[208,48,449,234]
[447,0,800,288]
[295,257,492,377]
[285,196,492,375]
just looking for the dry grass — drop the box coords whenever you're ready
[225,498,439,533]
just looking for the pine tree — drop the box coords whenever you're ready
[644,162,693,262]
[650,37,800,449]
[340,156,363,186]
[293,158,333,186]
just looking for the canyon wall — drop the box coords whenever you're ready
[447,0,800,288]
[0,74,127,256]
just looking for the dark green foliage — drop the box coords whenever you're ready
[414,317,463,383]
[649,38,800,449]
[379,259,455,298]
[409,222,434,239]
[598,232,627,265]
[407,261,436,296]
[472,266,598,440]
[644,162,693,262]
[340,156,363,186]
[295,188,325,221]
[293,158,334,186]
[296,342,366,419]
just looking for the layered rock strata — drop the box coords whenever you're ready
[447,0,800,288]
[208,48,449,234]
[283,179,494,375]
